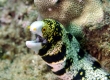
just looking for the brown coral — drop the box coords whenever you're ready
[83,12,110,72]
[34,0,104,27]
[34,0,85,26]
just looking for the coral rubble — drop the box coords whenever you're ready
[0,0,59,80]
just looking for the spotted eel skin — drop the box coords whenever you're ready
[26,19,110,80]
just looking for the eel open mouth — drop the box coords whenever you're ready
[26,34,47,52]
[26,21,47,52]
[35,34,47,43]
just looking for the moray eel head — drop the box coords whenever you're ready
[26,19,63,53]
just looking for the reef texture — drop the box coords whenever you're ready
[83,12,110,73]
[34,0,85,26]
[0,0,60,80]
[34,0,104,27]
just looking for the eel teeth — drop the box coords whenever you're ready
[35,34,47,43]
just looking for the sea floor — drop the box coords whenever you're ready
[0,0,60,80]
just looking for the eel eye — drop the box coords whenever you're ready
[42,28,46,32]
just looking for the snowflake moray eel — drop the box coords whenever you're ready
[26,19,110,80]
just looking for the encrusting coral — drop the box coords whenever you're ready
[34,0,85,26]
[34,0,110,72]
[34,0,104,27]
[83,12,110,73]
